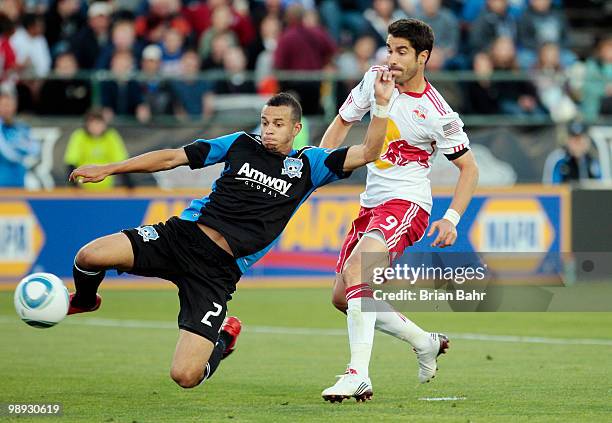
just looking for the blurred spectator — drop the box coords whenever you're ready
[533,42,577,122]
[336,34,376,78]
[10,13,51,77]
[180,0,214,37]
[0,90,39,187]
[335,34,376,113]
[362,0,407,48]
[249,0,284,29]
[100,51,149,122]
[488,36,546,116]
[517,0,575,69]
[201,31,236,70]
[464,52,500,114]
[44,0,84,56]
[64,108,133,190]
[215,46,255,94]
[1,0,24,23]
[183,0,255,45]
[461,0,525,22]
[198,5,239,63]
[469,0,518,54]
[397,0,418,14]
[544,120,600,184]
[170,50,214,120]
[96,19,143,70]
[159,27,184,74]
[10,13,51,111]
[251,16,281,85]
[135,0,191,44]
[37,52,91,115]
[139,44,174,117]
[415,0,459,68]
[518,0,565,49]
[0,14,18,90]
[70,2,111,70]
[318,0,367,44]
[274,4,336,114]
[580,36,612,122]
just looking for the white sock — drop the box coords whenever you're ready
[345,284,377,378]
[374,300,430,351]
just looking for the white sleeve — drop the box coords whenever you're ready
[338,68,378,123]
[432,112,470,159]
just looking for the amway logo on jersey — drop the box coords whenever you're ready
[236,162,292,197]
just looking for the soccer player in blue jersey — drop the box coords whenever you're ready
[67,70,395,389]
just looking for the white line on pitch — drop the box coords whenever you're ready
[2,316,612,346]
[419,397,467,401]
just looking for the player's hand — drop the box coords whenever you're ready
[374,69,395,106]
[427,219,457,248]
[69,165,112,184]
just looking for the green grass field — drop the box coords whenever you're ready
[1,287,611,422]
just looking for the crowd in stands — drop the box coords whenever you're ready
[0,0,609,121]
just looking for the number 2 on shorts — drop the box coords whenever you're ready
[380,216,398,231]
[201,302,223,327]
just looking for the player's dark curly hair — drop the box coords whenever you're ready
[266,93,302,123]
[388,18,435,64]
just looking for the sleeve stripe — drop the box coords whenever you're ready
[444,146,469,161]
[425,91,446,115]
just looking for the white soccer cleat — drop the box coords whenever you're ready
[415,332,450,383]
[321,368,373,403]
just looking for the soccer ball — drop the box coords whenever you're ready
[14,272,69,328]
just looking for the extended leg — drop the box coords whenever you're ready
[71,232,134,311]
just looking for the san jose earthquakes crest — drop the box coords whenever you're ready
[137,225,159,242]
[281,157,303,178]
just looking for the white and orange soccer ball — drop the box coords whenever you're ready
[14,272,69,328]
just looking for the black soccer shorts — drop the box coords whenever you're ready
[122,217,242,343]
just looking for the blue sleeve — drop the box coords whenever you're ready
[303,146,352,188]
[183,132,242,169]
[591,159,601,180]
[551,159,564,184]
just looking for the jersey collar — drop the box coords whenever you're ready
[397,78,431,98]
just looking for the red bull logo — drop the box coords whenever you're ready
[412,105,427,121]
[381,140,433,168]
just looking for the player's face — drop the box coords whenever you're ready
[260,105,302,154]
[386,35,428,84]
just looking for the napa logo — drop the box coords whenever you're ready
[469,199,554,252]
[0,202,45,278]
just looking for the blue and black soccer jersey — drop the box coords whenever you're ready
[180,131,351,272]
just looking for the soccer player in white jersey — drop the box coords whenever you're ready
[320,19,479,402]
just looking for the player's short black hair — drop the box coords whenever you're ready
[265,93,302,123]
[388,18,435,63]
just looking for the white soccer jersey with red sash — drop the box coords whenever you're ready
[339,66,470,214]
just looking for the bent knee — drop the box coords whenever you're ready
[75,245,103,270]
[170,367,203,389]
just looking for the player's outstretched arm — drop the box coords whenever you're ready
[428,150,479,247]
[342,70,394,172]
[319,115,353,149]
[69,148,189,184]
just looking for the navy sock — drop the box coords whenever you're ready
[72,263,105,308]
[201,331,232,383]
